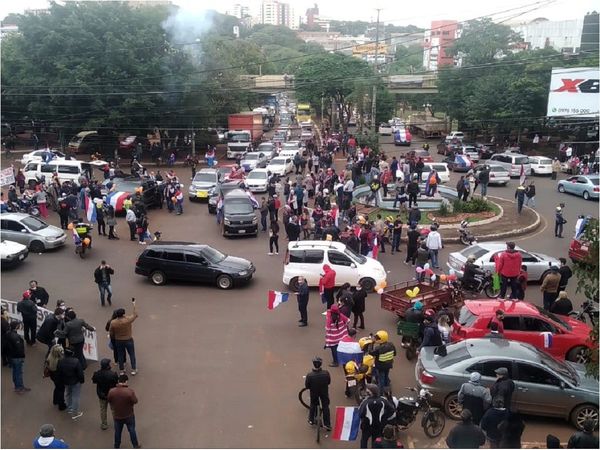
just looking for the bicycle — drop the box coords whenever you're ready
[299,387,324,443]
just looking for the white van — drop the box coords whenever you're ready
[283,241,387,291]
[23,159,106,185]
[422,162,450,183]
[488,152,532,177]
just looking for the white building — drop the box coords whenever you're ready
[231,3,250,19]
[511,18,583,54]
[260,0,300,29]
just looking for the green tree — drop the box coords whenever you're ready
[387,44,424,74]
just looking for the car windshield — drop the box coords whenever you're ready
[459,245,488,259]
[344,246,366,264]
[270,158,286,165]
[228,133,250,141]
[536,158,552,164]
[243,154,260,160]
[589,178,599,185]
[193,173,216,183]
[437,344,472,369]
[225,199,253,214]
[458,305,478,326]
[514,156,529,164]
[430,165,447,172]
[539,353,579,385]
[259,144,273,151]
[533,305,572,331]
[203,246,226,263]
[247,171,267,180]
[22,216,48,231]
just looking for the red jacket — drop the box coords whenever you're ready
[319,264,336,293]
[495,250,522,278]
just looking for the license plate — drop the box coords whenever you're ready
[347,379,357,387]
[196,191,208,198]
[238,229,246,234]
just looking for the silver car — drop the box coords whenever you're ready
[0,213,67,252]
[240,151,268,172]
[474,164,510,186]
[188,169,220,201]
[415,338,599,429]
[447,242,560,282]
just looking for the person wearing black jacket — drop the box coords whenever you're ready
[92,358,119,430]
[57,348,85,419]
[419,314,443,351]
[5,321,30,393]
[94,260,115,307]
[446,409,486,449]
[1,306,9,366]
[567,419,599,448]
[268,220,280,255]
[352,284,367,329]
[296,276,309,327]
[498,412,525,448]
[358,384,395,449]
[490,367,515,410]
[63,310,95,370]
[17,291,38,345]
[36,308,64,354]
[406,180,419,208]
[408,206,421,227]
[405,224,420,265]
[346,230,360,253]
[480,398,509,448]
[550,291,574,316]
[28,280,49,307]
[305,357,331,430]
[558,257,573,291]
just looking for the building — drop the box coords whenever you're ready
[423,20,461,71]
[352,42,392,64]
[260,0,300,29]
[230,3,250,19]
[511,18,583,54]
[306,3,319,26]
[580,11,599,54]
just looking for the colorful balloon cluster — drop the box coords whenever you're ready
[405,286,420,298]
[375,280,387,294]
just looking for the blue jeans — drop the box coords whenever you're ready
[525,196,535,208]
[176,201,183,214]
[429,249,439,268]
[114,415,139,448]
[392,234,401,252]
[98,282,112,306]
[377,367,390,391]
[10,358,24,389]
[65,383,82,413]
[116,339,136,371]
[480,183,488,197]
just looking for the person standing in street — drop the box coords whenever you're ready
[495,242,522,299]
[555,206,566,238]
[490,367,515,410]
[369,330,396,392]
[305,357,331,431]
[480,397,509,448]
[259,197,269,232]
[63,310,95,370]
[552,158,561,180]
[446,409,486,449]
[45,343,67,411]
[540,266,561,311]
[567,419,599,449]
[390,215,403,254]
[514,185,526,214]
[497,412,525,448]
[28,280,49,307]
[6,321,31,394]
[17,291,38,345]
[319,264,336,309]
[109,300,138,375]
[324,304,349,367]
[478,165,490,198]
[92,358,119,430]
[56,348,85,419]
[125,207,137,241]
[352,284,367,330]
[296,276,309,327]
[33,424,69,449]
[268,220,280,255]
[107,373,141,449]
[425,224,442,269]
[96,200,106,236]
[94,260,115,307]
[558,257,573,291]
[358,384,395,449]
[405,224,419,265]
[524,181,536,208]
[37,308,64,355]
[458,372,492,425]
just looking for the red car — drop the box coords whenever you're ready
[569,238,590,264]
[453,300,592,363]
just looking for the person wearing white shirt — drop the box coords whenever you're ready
[125,208,137,241]
[425,225,443,269]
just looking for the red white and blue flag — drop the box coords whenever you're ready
[85,194,97,223]
[541,331,553,348]
[336,339,363,365]
[267,290,289,310]
[332,407,360,441]
[106,191,129,212]
[369,236,379,260]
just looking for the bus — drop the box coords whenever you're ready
[297,103,312,123]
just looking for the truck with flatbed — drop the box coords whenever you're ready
[226,112,264,159]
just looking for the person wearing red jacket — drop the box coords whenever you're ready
[494,242,523,299]
[319,264,337,309]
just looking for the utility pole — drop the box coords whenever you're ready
[191,122,195,157]
[371,8,382,132]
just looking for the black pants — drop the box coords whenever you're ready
[108,225,116,239]
[22,317,36,345]
[97,219,106,235]
[298,298,308,324]
[551,172,557,180]
[323,288,335,309]
[50,374,66,409]
[353,311,365,329]
[269,236,279,253]
[408,193,417,207]
[361,426,383,449]
[543,291,558,310]
[462,190,469,201]
[269,209,277,222]
[555,221,564,237]
[309,392,331,427]
[405,245,417,264]
[59,213,69,229]
[128,222,137,240]
[500,276,519,299]
[71,341,87,370]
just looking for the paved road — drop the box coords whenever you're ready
[1,132,597,448]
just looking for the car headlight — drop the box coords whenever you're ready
[224,218,231,225]
[252,217,258,224]
[44,236,55,242]
[238,270,248,276]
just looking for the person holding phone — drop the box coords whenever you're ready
[108,299,139,376]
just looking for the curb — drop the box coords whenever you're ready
[430,200,504,230]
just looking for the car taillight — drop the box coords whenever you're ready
[594,186,599,192]
[420,370,436,385]
[490,173,495,177]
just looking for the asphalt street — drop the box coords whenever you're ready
[1,133,598,448]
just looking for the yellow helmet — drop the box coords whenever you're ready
[344,361,358,375]
[358,215,366,225]
[386,216,394,222]
[375,330,389,343]
[359,336,373,350]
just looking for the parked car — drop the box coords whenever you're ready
[447,242,560,282]
[0,239,29,268]
[453,300,593,362]
[23,159,106,186]
[283,240,387,292]
[415,338,599,429]
[568,237,590,264]
[443,154,473,172]
[20,149,66,165]
[207,180,244,214]
[266,157,293,176]
[461,144,480,163]
[257,142,277,160]
[240,151,268,172]
[68,131,118,155]
[488,153,532,177]
[445,131,464,141]
[409,149,433,163]
[0,213,67,253]
[135,242,255,289]
[221,189,258,237]
[119,136,149,156]
[101,178,163,213]
[393,128,412,146]
[378,123,393,136]
[422,163,450,183]
[474,164,510,186]
[245,168,269,193]
[557,175,599,201]
[188,168,221,201]
[272,130,287,143]
[528,156,553,176]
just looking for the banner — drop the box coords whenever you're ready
[0,167,15,186]
[1,299,98,361]
[547,67,599,117]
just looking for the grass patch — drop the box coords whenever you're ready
[367,208,433,225]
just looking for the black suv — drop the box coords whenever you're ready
[135,242,255,289]
[222,189,258,237]
[207,180,244,214]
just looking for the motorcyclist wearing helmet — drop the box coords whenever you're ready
[305,357,332,431]
[418,310,443,353]
[369,330,396,392]
[462,254,485,291]
[70,219,93,248]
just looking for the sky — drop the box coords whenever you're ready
[1,0,597,27]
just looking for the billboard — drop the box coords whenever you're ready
[547,67,599,117]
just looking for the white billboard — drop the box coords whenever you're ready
[547,67,599,117]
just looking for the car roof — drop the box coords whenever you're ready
[249,168,269,173]
[198,168,218,174]
[464,299,540,316]
[244,151,264,155]
[288,240,346,251]
[444,338,544,362]
[466,242,522,252]
[0,212,31,220]
[224,188,250,198]
[147,241,209,250]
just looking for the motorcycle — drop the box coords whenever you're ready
[460,271,500,298]
[17,197,40,217]
[569,300,599,326]
[394,387,445,438]
[72,224,93,259]
[397,320,421,361]
[343,360,370,405]
[458,220,476,246]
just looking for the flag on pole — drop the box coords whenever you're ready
[332,407,360,441]
[371,235,379,260]
[267,290,289,310]
[519,163,526,185]
[85,194,97,223]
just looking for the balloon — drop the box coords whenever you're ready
[374,280,387,292]
[440,274,447,282]
[424,263,430,270]
[377,288,384,294]
[448,274,458,282]
[83,237,91,246]
[413,286,420,296]
[415,267,424,274]
[449,269,456,276]
[430,274,437,282]
[406,288,418,298]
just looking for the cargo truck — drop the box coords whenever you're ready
[227,112,264,159]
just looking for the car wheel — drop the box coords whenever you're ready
[359,277,376,292]
[571,404,599,430]
[289,277,300,292]
[558,184,565,193]
[583,191,590,200]
[29,240,45,253]
[216,274,233,290]
[444,393,462,420]
[566,346,590,364]
[150,270,166,286]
